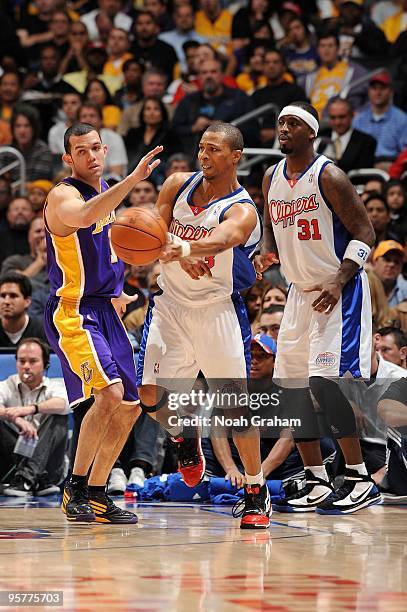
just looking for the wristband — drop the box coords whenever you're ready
[33,404,39,414]
[343,240,371,267]
[167,233,191,258]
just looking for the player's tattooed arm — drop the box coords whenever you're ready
[305,164,375,314]
[253,166,280,279]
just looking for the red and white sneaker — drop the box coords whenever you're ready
[233,483,271,529]
[170,435,206,487]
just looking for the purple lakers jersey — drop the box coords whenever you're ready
[45,177,124,300]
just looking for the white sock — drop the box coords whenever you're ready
[305,465,329,481]
[346,463,368,476]
[245,471,264,486]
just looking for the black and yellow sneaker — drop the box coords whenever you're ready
[61,480,95,523]
[89,490,138,524]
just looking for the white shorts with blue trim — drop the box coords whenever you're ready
[274,271,372,380]
[137,292,250,392]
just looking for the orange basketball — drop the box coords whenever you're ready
[111,208,168,265]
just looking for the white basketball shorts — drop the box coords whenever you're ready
[136,291,250,392]
[274,271,372,380]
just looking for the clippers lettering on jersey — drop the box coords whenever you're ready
[92,211,116,234]
[270,194,319,228]
[170,218,215,241]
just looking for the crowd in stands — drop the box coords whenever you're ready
[0,0,406,500]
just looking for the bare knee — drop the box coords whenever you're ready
[138,384,166,406]
[94,382,124,417]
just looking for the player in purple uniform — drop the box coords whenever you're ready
[44,122,161,523]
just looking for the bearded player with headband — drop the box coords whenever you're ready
[256,101,382,514]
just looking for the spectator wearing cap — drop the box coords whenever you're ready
[353,71,407,162]
[80,0,132,41]
[131,12,178,85]
[373,240,407,307]
[318,97,376,173]
[335,0,389,62]
[270,2,303,44]
[27,180,53,216]
[63,41,121,95]
[365,194,403,245]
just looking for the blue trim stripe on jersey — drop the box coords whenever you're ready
[231,291,251,378]
[283,154,321,182]
[268,160,281,189]
[136,290,163,387]
[317,160,350,262]
[340,274,363,377]
[186,173,245,209]
[173,171,201,204]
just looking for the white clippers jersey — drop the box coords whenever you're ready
[268,155,351,286]
[158,171,262,306]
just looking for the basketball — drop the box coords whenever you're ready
[111,208,168,265]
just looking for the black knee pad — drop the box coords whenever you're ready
[140,390,168,414]
[309,376,357,438]
[276,384,320,438]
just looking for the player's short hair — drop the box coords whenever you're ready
[64,122,101,154]
[377,326,407,349]
[288,101,319,125]
[0,272,32,298]
[203,122,244,151]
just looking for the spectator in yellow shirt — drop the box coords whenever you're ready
[195,0,233,56]
[104,27,134,84]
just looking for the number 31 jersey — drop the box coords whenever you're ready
[268,155,351,287]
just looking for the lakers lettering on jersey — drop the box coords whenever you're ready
[159,171,262,306]
[45,177,124,302]
[268,155,351,287]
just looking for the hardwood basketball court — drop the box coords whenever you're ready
[0,496,406,611]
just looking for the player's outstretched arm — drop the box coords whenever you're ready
[253,166,279,279]
[305,164,375,314]
[154,171,193,227]
[160,203,258,261]
[48,146,163,232]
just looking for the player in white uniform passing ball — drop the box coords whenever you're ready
[256,101,382,514]
[137,122,271,529]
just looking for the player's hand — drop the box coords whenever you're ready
[179,258,212,280]
[225,466,246,489]
[111,292,139,317]
[160,234,186,262]
[304,277,342,314]
[14,417,38,440]
[253,252,279,280]
[131,146,163,182]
